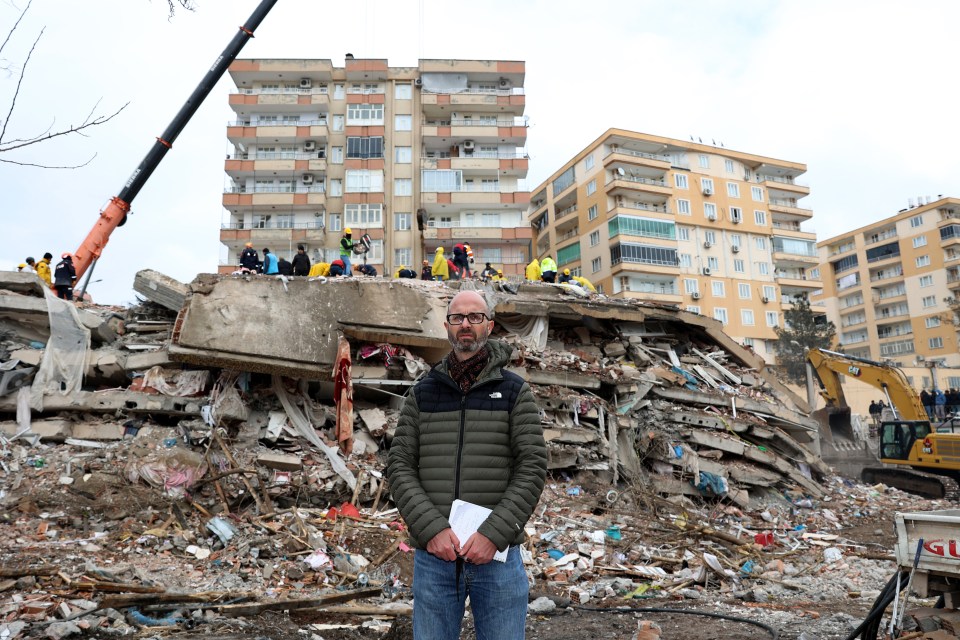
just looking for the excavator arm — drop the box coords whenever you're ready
[807,348,928,421]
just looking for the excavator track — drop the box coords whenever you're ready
[861,467,960,501]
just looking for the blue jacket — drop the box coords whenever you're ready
[264,253,279,274]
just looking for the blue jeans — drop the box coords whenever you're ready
[413,547,528,640]
[341,254,352,275]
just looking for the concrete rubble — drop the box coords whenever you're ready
[0,269,955,639]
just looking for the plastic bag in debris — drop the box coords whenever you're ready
[30,290,91,411]
[694,471,728,496]
[125,447,207,499]
[142,366,210,397]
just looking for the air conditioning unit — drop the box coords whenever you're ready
[731,245,740,253]
[619,276,631,292]
[706,212,717,221]
[299,78,312,89]
[691,291,702,300]
[703,241,713,249]
[304,140,317,152]
[761,296,770,304]
[463,140,475,152]
[414,77,423,87]
[702,187,713,196]
[498,78,511,89]
[302,173,314,184]
[702,267,712,276]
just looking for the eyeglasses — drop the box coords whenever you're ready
[446,312,489,325]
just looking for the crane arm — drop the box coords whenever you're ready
[807,348,928,421]
[71,0,279,283]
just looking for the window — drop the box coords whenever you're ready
[332,114,345,132]
[395,247,412,267]
[733,258,745,273]
[701,177,714,193]
[916,255,931,268]
[553,166,576,195]
[754,210,766,225]
[678,227,690,241]
[330,146,344,164]
[345,169,384,193]
[922,295,937,308]
[585,154,595,170]
[913,235,928,248]
[589,230,600,246]
[683,278,699,294]
[742,309,755,326]
[910,214,924,228]
[345,203,383,226]
[698,154,710,168]
[708,256,719,270]
[422,170,462,191]
[763,285,776,301]
[920,274,934,287]
[704,230,717,244]
[395,83,412,99]
[346,136,384,159]
[743,337,755,348]
[334,84,345,99]
[751,186,764,202]
[766,311,779,327]
[395,212,412,230]
[687,306,701,314]
[758,262,769,275]
[587,204,598,221]
[713,308,728,324]
[395,115,412,131]
[586,179,597,195]
[730,233,742,248]
[328,213,342,232]
[727,183,740,198]
[591,257,601,273]
[346,103,384,125]
[738,283,751,299]
[674,173,689,189]
[367,239,384,262]
[712,281,725,297]
[394,178,412,196]
[724,159,735,173]
[704,202,717,219]
[329,179,342,196]
[677,199,691,216]
[608,215,676,240]
[930,337,944,349]
[808,267,820,279]
[755,237,767,250]
[679,253,692,267]
[926,316,942,328]
[730,207,743,223]
[395,146,412,163]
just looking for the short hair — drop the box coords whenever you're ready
[297,245,305,251]
[43,252,53,260]
[447,290,494,320]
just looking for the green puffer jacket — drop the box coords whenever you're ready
[386,339,547,551]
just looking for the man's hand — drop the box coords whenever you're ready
[426,528,461,562]
[459,532,497,565]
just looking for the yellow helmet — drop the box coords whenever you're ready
[563,268,570,275]
[344,227,352,234]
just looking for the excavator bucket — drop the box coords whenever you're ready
[811,405,854,446]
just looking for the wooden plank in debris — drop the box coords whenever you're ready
[0,565,58,578]
[216,587,382,617]
[692,348,742,386]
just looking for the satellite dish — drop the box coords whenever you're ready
[616,167,625,176]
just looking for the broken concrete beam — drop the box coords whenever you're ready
[9,349,42,367]
[514,368,602,390]
[651,386,820,435]
[542,426,600,444]
[0,419,72,440]
[682,429,778,466]
[124,350,174,372]
[602,342,626,357]
[133,269,189,312]
[0,390,244,421]
[0,292,47,317]
[256,452,303,471]
[76,309,119,345]
[667,411,750,433]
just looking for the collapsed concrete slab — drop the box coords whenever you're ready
[133,269,190,312]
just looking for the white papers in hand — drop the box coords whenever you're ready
[449,499,508,562]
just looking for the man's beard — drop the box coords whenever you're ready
[448,327,489,354]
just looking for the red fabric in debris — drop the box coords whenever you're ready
[333,335,354,455]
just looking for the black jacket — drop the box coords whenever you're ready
[240,247,259,270]
[277,258,293,275]
[53,259,76,286]
[291,253,311,276]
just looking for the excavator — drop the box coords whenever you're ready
[808,348,960,499]
[69,0,278,296]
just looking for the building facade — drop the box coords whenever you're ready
[815,197,960,384]
[528,129,821,362]
[219,58,531,275]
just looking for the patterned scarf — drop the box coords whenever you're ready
[446,346,490,393]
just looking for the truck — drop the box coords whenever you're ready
[808,348,960,499]
[895,509,960,606]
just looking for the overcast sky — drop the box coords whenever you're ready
[4,0,959,305]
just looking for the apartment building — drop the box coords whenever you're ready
[529,129,821,362]
[219,58,531,275]
[815,197,960,379]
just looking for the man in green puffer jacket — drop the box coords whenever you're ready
[387,290,546,640]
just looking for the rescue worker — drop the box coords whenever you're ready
[355,263,378,276]
[572,275,597,292]
[452,244,469,280]
[277,255,293,276]
[340,228,355,275]
[492,269,505,281]
[239,242,259,273]
[53,253,76,301]
[558,268,574,284]
[309,262,331,277]
[431,247,449,281]
[329,258,346,277]
[398,267,417,278]
[35,253,53,286]
[540,255,558,283]
[17,263,28,272]
[262,248,279,274]
[420,259,433,281]
[291,244,311,276]
[480,262,496,280]
[525,257,541,282]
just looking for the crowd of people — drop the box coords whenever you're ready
[919,388,960,421]
[17,252,83,301]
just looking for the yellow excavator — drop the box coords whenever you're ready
[808,348,960,499]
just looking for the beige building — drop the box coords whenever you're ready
[815,197,960,390]
[219,58,531,276]
[528,129,821,362]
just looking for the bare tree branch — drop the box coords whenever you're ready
[0,0,31,59]
[0,102,127,152]
[166,0,197,18]
[0,153,96,169]
[0,25,41,144]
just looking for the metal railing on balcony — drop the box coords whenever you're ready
[771,221,817,234]
[557,227,580,242]
[867,250,901,263]
[229,119,328,127]
[877,287,907,300]
[627,282,679,295]
[757,174,809,187]
[237,87,329,96]
[878,327,913,339]
[422,86,525,96]
[225,186,326,194]
[606,174,667,187]
[423,182,502,193]
[423,118,527,127]
[769,198,804,208]
[228,152,326,161]
[869,268,904,282]
[840,297,864,309]
[221,221,326,230]
[422,151,529,160]
[603,148,671,163]
[617,201,670,214]
[554,204,578,221]
[864,230,898,245]
[875,308,910,320]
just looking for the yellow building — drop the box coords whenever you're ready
[219,58,531,276]
[528,129,821,363]
[815,197,960,391]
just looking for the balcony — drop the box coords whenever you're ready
[419,87,526,114]
[603,147,672,173]
[229,89,330,113]
[771,220,817,239]
[607,173,672,202]
[759,174,811,198]
[869,268,904,282]
[768,198,813,218]
[864,229,898,246]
